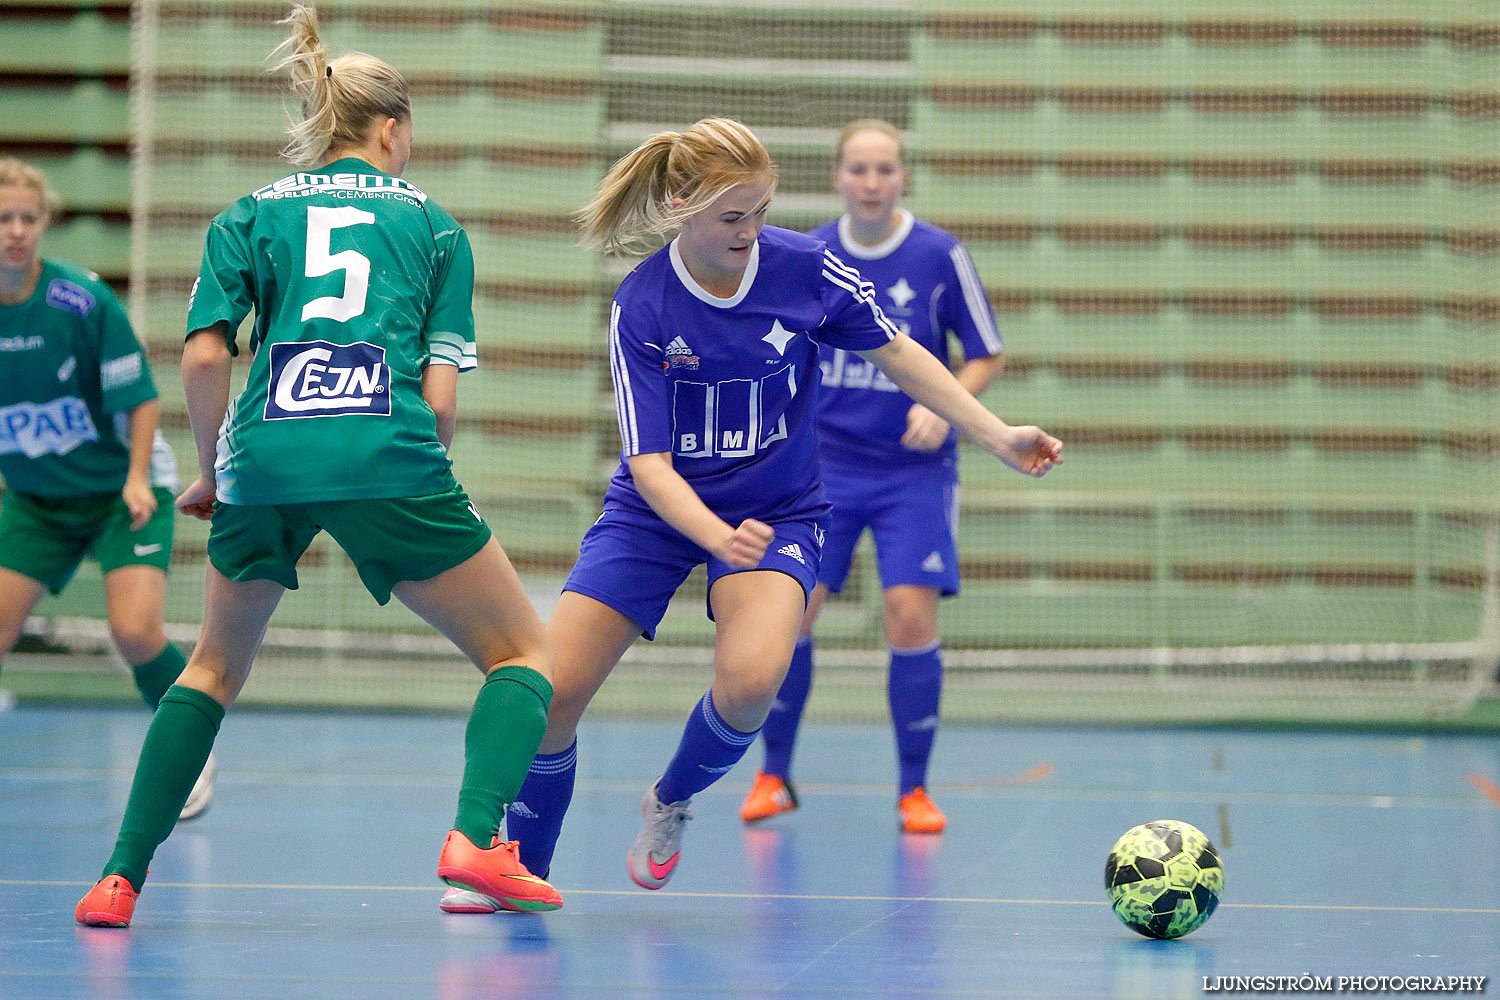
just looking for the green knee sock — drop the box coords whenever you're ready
[129,643,187,710]
[453,665,552,848]
[103,684,224,888]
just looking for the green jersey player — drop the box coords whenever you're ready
[77,3,561,928]
[0,158,212,820]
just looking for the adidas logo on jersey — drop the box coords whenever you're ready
[665,336,699,370]
[777,543,806,565]
[921,551,945,573]
[264,340,391,420]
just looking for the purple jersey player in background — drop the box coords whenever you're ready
[444,117,1058,910]
[742,119,1003,835]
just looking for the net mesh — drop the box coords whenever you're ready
[89,0,1500,720]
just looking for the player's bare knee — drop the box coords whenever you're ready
[707,679,776,731]
[110,624,166,665]
[882,597,938,649]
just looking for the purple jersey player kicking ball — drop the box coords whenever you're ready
[441,117,1059,912]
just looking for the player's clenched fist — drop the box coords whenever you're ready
[995,425,1063,478]
[716,518,775,568]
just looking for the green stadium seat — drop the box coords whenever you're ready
[472,292,606,351]
[0,10,129,76]
[460,365,603,419]
[449,424,604,489]
[139,222,216,278]
[3,79,129,144]
[18,146,130,212]
[466,228,597,285]
[940,578,1474,648]
[413,90,605,148]
[156,13,604,79]
[145,155,286,211]
[152,88,291,146]
[911,27,1452,91]
[417,158,602,219]
[39,215,130,276]
[907,163,1448,228]
[466,490,597,571]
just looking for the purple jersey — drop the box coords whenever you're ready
[604,224,899,525]
[808,211,1002,467]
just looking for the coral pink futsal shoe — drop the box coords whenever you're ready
[437,830,562,912]
[75,874,139,927]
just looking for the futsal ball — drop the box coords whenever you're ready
[1105,819,1222,939]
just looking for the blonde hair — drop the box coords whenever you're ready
[0,158,61,217]
[577,118,777,256]
[835,118,905,167]
[270,4,410,166]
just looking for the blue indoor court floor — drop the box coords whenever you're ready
[2,705,1498,999]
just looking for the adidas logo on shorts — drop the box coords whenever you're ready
[921,551,945,573]
[777,543,806,565]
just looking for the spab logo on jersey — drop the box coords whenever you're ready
[264,340,391,420]
[0,398,99,458]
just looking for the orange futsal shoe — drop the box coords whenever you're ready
[739,771,798,824]
[75,874,139,927]
[898,787,948,834]
[437,830,563,912]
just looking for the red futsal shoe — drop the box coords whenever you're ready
[437,830,562,912]
[75,874,139,927]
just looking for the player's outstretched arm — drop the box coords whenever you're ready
[177,325,234,520]
[626,452,774,567]
[858,334,1061,477]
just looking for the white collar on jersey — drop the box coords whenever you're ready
[836,208,915,261]
[669,236,760,308]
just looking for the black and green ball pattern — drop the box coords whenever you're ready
[1105,820,1222,939]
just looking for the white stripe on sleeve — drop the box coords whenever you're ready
[608,302,640,454]
[949,245,1003,354]
[823,250,901,340]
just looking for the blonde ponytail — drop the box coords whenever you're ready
[270,4,410,166]
[578,117,777,256]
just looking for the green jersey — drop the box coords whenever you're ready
[186,157,477,505]
[0,259,176,497]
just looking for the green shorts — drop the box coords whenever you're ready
[206,486,493,606]
[0,488,176,595]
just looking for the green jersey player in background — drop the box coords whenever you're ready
[0,158,213,820]
[77,3,562,927]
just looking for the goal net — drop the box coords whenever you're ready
[96,0,1500,722]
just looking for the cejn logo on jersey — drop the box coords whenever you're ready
[264,340,391,420]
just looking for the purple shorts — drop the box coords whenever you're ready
[563,504,827,640]
[819,458,961,596]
